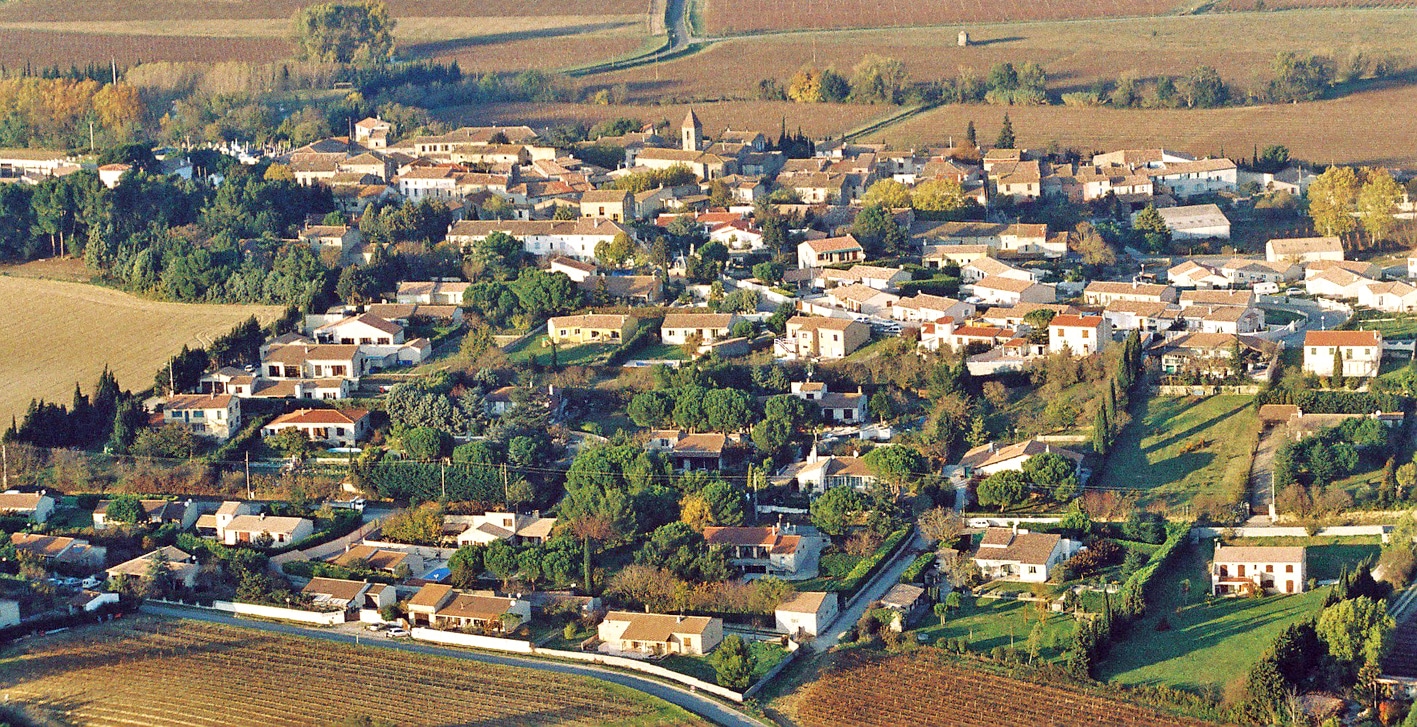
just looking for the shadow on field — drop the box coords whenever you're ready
[403,21,639,59]
[966,35,1023,46]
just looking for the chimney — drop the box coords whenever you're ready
[677,614,685,623]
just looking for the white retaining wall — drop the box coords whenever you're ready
[1194,525,1390,542]
[211,601,345,626]
[408,628,744,702]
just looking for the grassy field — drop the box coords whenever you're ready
[0,616,704,727]
[1098,538,1331,694]
[1095,395,1257,510]
[504,331,618,366]
[0,274,282,426]
[1349,311,1417,340]
[911,595,1077,663]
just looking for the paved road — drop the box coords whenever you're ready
[811,528,923,652]
[140,603,766,727]
[1246,421,1283,523]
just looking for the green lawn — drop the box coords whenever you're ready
[1260,307,1304,326]
[911,596,1076,663]
[659,654,719,684]
[1223,536,1382,581]
[793,551,862,593]
[1095,395,1257,508]
[629,342,687,361]
[1350,311,1417,340]
[504,332,616,366]
[1098,539,1330,693]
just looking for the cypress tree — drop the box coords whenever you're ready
[965,120,977,147]
[996,114,1016,149]
[1092,405,1110,456]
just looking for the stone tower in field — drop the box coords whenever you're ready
[958,30,970,47]
[682,109,703,152]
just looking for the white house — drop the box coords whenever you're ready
[891,294,975,324]
[797,236,865,270]
[958,439,1084,478]
[395,281,471,306]
[775,591,839,638]
[660,312,739,346]
[1305,267,1375,299]
[1048,314,1110,356]
[162,394,241,441]
[453,512,557,546]
[790,381,867,424]
[313,314,404,346]
[961,257,1037,284]
[1083,281,1177,306]
[703,524,815,578]
[220,514,314,546]
[1266,236,1344,264]
[261,408,371,447]
[1211,544,1306,596]
[598,611,723,656]
[447,219,628,261]
[973,527,1074,583]
[1223,259,1301,287]
[1168,260,1230,289]
[1359,280,1417,313]
[1302,330,1381,378]
[1139,204,1231,240]
[971,276,1056,306]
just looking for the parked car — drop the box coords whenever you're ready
[81,576,105,590]
[386,627,410,638]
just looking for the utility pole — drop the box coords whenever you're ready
[441,462,447,500]
[2,443,8,490]
[245,451,252,500]
[502,463,509,503]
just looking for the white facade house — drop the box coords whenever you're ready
[971,276,1056,306]
[162,394,242,441]
[1266,236,1344,264]
[775,591,839,638]
[1302,330,1381,378]
[1048,314,1110,356]
[598,611,723,656]
[1212,544,1305,596]
[973,527,1074,583]
[958,440,1084,479]
[447,219,628,261]
[1140,204,1231,240]
[790,381,868,424]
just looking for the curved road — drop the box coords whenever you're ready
[141,603,765,727]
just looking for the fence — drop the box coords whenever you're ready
[1193,524,1391,542]
[408,628,745,702]
[210,600,345,626]
[965,516,1063,528]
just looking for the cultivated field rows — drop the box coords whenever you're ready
[0,618,702,727]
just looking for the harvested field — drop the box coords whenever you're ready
[0,0,655,68]
[0,0,647,22]
[876,81,1417,167]
[704,0,1186,34]
[0,28,291,66]
[0,275,282,425]
[702,0,1415,33]
[413,35,647,72]
[438,100,890,138]
[793,651,1219,727]
[596,10,1417,102]
[0,617,704,727]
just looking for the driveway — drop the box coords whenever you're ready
[1246,423,1284,524]
[140,603,766,727]
[811,529,923,652]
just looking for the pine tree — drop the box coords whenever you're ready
[1332,346,1346,387]
[996,114,1016,149]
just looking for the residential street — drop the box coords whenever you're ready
[139,603,767,727]
[811,528,923,652]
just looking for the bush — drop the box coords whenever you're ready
[901,552,935,583]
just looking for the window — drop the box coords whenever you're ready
[1265,565,1273,573]
[193,411,204,418]
[1285,564,1294,573]
[1237,564,1246,577]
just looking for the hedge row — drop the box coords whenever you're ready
[281,558,397,584]
[1256,388,1407,414]
[1115,521,1191,620]
[900,551,936,584]
[602,315,665,367]
[366,459,504,504]
[840,526,911,599]
[898,278,961,298]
